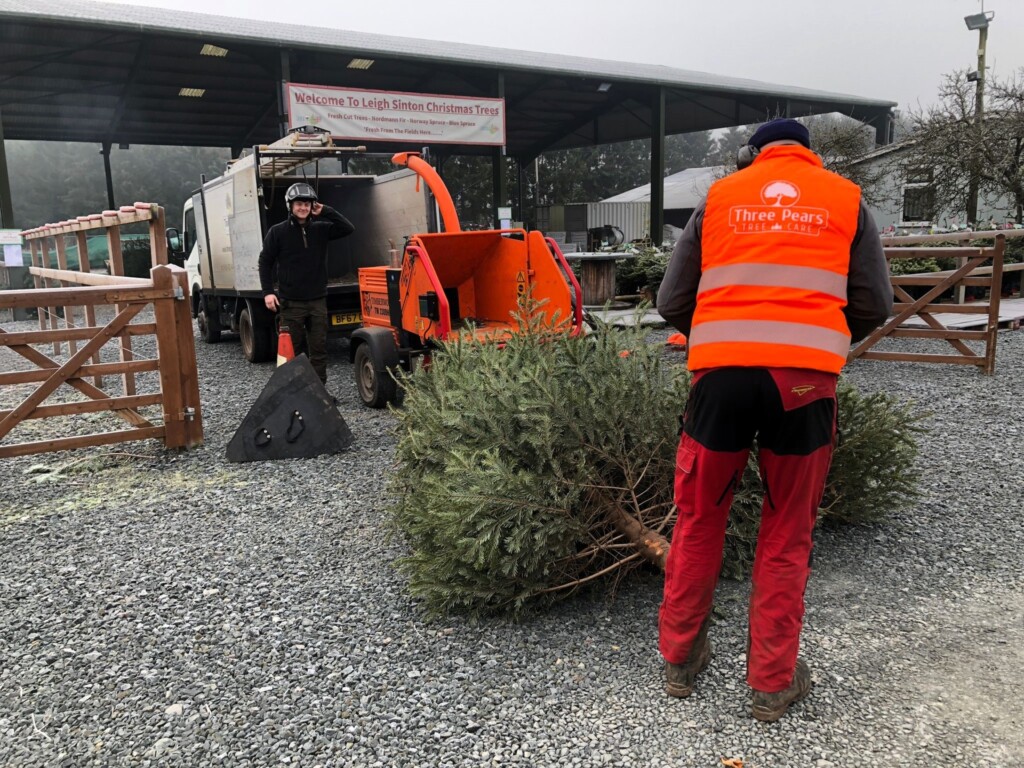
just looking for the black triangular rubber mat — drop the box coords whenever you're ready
[226,354,354,462]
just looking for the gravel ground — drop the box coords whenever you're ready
[1,316,1022,767]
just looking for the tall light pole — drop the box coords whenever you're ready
[964,9,994,226]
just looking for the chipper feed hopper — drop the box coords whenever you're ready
[350,152,584,408]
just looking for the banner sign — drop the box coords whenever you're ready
[286,83,505,146]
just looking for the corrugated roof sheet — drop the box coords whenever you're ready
[604,166,722,209]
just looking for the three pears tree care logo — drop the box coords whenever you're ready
[729,180,829,236]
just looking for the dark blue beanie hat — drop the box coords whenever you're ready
[748,118,810,150]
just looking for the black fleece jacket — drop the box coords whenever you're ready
[258,206,355,301]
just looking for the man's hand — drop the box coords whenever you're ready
[311,202,324,216]
[264,294,279,312]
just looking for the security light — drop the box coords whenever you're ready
[347,58,374,70]
[963,11,994,30]
[597,82,612,93]
[200,44,229,57]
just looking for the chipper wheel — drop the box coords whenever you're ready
[354,340,398,409]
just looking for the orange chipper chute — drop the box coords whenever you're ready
[391,152,461,233]
[357,152,581,348]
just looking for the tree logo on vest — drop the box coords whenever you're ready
[729,180,829,236]
[761,181,800,206]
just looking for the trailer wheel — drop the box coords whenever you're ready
[239,302,274,363]
[354,342,397,408]
[197,296,221,344]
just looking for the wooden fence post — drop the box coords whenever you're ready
[172,267,203,447]
[149,205,169,267]
[105,221,136,396]
[983,237,1006,375]
[54,235,78,356]
[29,240,45,336]
[42,236,60,355]
[151,265,187,449]
[75,230,103,387]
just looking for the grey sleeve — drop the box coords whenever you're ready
[656,201,704,335]
[844,203,893,343]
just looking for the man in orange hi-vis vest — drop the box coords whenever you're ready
[656,118,892,722]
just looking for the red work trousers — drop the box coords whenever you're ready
[659,367,837,693]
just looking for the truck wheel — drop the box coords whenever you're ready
[239,302,274,363]
[354,342,397,408]
[198,296,221,343]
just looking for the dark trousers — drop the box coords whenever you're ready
[279,298,328,384]
[659,366,838,692]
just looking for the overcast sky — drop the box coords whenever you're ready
[103,0,1023,114]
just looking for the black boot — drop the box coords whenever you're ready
[664,615,713,698]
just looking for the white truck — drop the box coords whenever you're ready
[167,128,435,362]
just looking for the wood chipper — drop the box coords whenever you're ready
[349,152,584,408]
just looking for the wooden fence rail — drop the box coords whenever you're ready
[849,231,1015,374]
[0,204,202,458]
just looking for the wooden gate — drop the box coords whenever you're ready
[0,205,203,458]
[849,231,1022,374]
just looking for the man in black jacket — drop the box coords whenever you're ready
[258,182,355,384]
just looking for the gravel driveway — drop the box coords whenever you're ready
[1,318,1022,767]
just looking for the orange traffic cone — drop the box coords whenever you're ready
[667,332,688,349]
[276,327,295,366]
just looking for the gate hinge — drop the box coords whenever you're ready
[182,407,197,421]
[174,286,185,300]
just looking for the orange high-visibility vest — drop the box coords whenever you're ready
[688,146,862,374]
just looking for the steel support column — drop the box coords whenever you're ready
[278,50,292,138]
[492,73,507,228]
[649,87,665,245]
[101,142,115,209]
[515,157,526,227]
[0,107,14,227]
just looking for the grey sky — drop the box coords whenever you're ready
[103,0,1023,114]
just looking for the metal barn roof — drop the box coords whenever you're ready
[0,0,897,156]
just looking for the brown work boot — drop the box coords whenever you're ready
[751,658,811,722]
[664,617,713,698]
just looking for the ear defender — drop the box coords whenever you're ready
[736,144,759,170]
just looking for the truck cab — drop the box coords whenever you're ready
[181,198,202,320]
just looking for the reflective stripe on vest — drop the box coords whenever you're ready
[688,319,851,359]
[689,146,862,374]
[697,263,848,300]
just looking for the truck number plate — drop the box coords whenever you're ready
[330,312,362,326]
